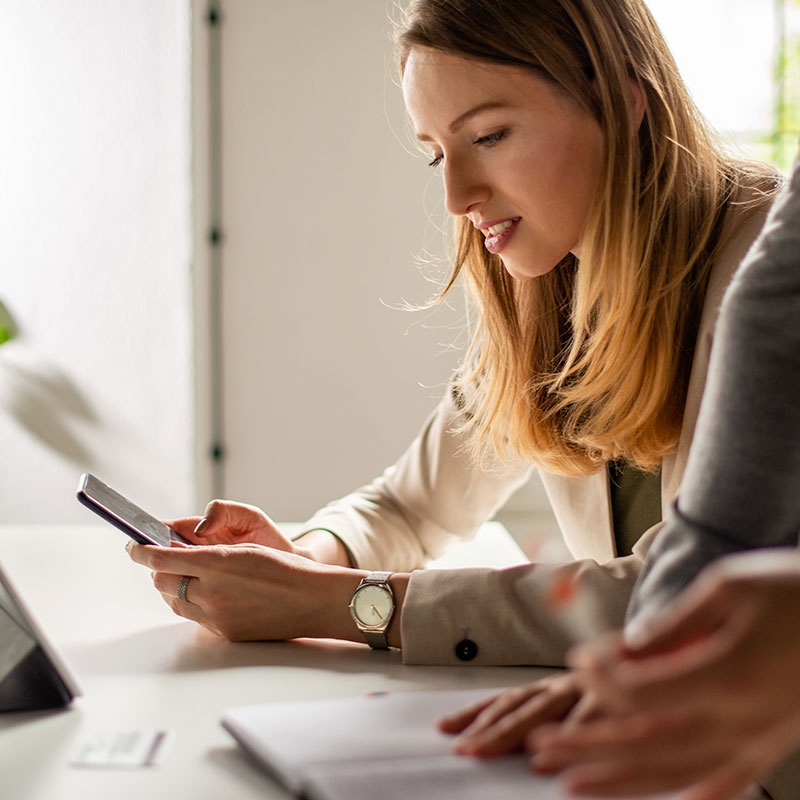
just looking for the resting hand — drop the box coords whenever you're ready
[437,671,587,757]
[531,550,800,799]
[127,540,361,642]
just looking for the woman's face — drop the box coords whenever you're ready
[402,47,605,280]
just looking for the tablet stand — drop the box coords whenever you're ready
[0,605,74,712]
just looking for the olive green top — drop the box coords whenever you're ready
[609,460,662,557]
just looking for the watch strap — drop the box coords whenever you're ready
[363,629,391,650]
[364,570,392,584]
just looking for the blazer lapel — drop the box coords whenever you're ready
[539,468,616,563]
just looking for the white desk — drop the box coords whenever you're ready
[0,524,550,800]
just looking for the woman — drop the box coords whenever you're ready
[128,0,778,668]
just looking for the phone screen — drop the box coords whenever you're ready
[77,473,187,547]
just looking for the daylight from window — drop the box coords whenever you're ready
[648,0,799,171]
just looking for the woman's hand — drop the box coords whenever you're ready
[126,540,362,642]
[167,500,294,550]
[166,500,352,567]
[530,550,800,799]
[437,671,586,757]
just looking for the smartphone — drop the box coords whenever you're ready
[77,473,191,547]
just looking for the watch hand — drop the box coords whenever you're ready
[371,604,380,618]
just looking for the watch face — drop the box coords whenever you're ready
[352,584,393,628]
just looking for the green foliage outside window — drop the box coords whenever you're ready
[745,0,800,172]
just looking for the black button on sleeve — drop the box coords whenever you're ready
[455,639,478,662]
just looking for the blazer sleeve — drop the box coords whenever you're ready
[297,386,533,572]
[401,554,641,666]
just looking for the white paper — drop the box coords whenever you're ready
[71,730,173,769]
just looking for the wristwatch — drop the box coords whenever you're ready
[349,571,395,650]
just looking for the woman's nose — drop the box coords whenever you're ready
[443,159,489,217]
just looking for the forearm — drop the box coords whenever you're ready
[309,566,410,648]
[293,528,354,567]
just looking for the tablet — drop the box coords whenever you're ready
[0,562,81,712]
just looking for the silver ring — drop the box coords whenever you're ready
[177,575,191,603]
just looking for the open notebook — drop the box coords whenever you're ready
[222,688,680,800]
[0,562,81,712]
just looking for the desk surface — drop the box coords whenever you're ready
[0,524,548,800]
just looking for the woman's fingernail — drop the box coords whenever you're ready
[194,518,208,535]
[125,540,133,553]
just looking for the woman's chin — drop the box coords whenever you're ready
[500,258,562,281]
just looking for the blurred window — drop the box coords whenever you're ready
[647,0,799,171]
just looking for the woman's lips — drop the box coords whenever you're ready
[481,217,521,255]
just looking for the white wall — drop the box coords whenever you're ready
[0,2,195,522]
[193,0,455,514]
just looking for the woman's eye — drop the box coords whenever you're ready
[475,129,508,148]
[426,131,506,168]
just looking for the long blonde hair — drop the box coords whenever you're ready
[398,0,779,476]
